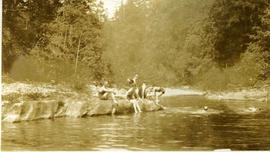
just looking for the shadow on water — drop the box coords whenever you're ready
[2,95,270,151]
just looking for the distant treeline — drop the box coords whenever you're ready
[3,0,270,90]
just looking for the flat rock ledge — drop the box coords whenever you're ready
[2,98,162,123]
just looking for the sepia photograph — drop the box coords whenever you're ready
[1,0,270,151]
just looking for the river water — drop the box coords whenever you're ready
[2,96,270,151]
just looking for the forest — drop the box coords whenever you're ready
[3,0,270,90]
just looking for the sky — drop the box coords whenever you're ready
[102,0,127,18]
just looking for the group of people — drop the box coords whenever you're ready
[97,74,166,114]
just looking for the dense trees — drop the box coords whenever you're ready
[3,0,270,89]
[2,0,61,72]
[200,0,270,89]
[205,0,270,67]
[4,0,108,83]
[32,0,108,80]
[104,0,213,86]
[103,0,270,88]
[247,6,270,79]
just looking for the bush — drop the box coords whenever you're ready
[72,77,88,92]
[196,66,229,91]
[9,56,95,85]
[2,93,22,103]
[195,50,268,90]
[2,74,15,83]
[226,50,266,87]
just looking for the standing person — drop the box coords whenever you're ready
[98,81,118,115]
[138,83,147,99]
[126,87,142,113]
[128,74,148,99]
[127,74,138,87]
[126,74,142,113]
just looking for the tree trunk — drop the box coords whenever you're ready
[63,25,68,46]
[69,25,73,47]
[75,34,82,74]
[3,0,16,73]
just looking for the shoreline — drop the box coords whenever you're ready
[2,82,269,123]
[204,86,270,102]
[3,82,269,101]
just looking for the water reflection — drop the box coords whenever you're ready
[2,96,270,150]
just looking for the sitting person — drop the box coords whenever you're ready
[98,81,118,115]
[153,87,165,97]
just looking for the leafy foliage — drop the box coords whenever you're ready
[197,0,270,90]
[31,0,108,81]
[5,0,110,85]
[247,7,270,79]
[2,0,61,72]
[205,0,270,67]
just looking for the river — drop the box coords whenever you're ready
[2,96,270,151]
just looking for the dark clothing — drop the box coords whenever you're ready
[138,86,147,98]
[98,90,106,96]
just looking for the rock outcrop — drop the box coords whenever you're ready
[2,97,162,123]
[2,82,163,123]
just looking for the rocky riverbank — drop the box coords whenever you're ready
[1,83,162,123]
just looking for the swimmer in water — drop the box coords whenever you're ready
[98,81,118,115]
